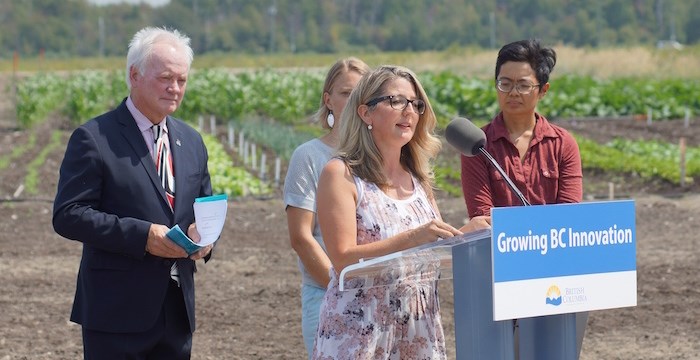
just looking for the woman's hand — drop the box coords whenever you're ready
[407,219,463,247]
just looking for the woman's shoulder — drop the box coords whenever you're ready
[548,121,577,142]
[319,158,357,197]
[322,159,358,186]
[537,114,576,141]
[290,138,332,161]
[293,138,329,153]
[323,157,348,174]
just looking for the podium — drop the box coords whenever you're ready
[338,229,587,360]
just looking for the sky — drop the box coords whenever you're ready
[88,0,170,6]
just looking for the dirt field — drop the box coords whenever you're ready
[1,82,699,359]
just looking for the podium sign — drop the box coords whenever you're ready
[491,200,637,321]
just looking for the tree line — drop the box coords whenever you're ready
[2,0,699,58]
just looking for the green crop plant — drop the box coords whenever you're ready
[24,131,64,195]
[0,131,37,170]
[202,133,272,197]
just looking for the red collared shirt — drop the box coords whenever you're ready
[460,112,582,217]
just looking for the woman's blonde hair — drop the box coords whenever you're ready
[336,65,442,197]
[315,57,371,130]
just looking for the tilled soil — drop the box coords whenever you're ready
[1,77,699,359]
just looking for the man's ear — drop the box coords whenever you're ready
[129,66,140,86]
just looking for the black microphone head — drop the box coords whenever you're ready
[445,117,486,157]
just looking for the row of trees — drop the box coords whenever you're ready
[2,0,700,58]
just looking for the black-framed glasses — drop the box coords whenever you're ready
[365,95,426,115]
[496,79,540,94]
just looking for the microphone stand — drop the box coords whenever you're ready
[477,146,529,355]
[477,147,531,206]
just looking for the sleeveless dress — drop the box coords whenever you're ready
[312,175,446,360]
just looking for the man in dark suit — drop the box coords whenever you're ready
[53,26,212,359]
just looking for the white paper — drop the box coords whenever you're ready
[192,197,228,246]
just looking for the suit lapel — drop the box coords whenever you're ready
[116,103,170,209]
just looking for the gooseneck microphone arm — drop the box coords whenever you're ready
[476,147,531,206]
[444,116,531,207]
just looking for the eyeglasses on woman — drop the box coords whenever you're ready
[496,79,540,95]
[365,95,426,115]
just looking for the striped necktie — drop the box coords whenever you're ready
[153,124,175,210]
[153,124,180,285]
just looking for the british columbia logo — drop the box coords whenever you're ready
[545,285,562,306]
[546,285,588,306]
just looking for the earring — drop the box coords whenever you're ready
[368,124,373,130]
[326,112,335,128]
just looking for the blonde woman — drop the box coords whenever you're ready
[283,57,371,358]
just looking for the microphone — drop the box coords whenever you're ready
[445,116,485,157]
[445,117,530,206]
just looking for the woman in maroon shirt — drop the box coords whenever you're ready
[461,39,583,218]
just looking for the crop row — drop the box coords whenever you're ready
[12,69,700,189]
[15,69,700,130]
[422,73,700,123]
[201,132,272,197]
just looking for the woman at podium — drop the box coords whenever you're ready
[312,65,490,359]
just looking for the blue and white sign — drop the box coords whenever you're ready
[491,200,637,321]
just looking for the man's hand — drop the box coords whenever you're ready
[190,244,213,261]
[146,224,188,258]
[459,215,492,233]
[187,222,212,260]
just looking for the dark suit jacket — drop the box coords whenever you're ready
[53,99,212,333]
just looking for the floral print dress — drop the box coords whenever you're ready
[312,175,446,360]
